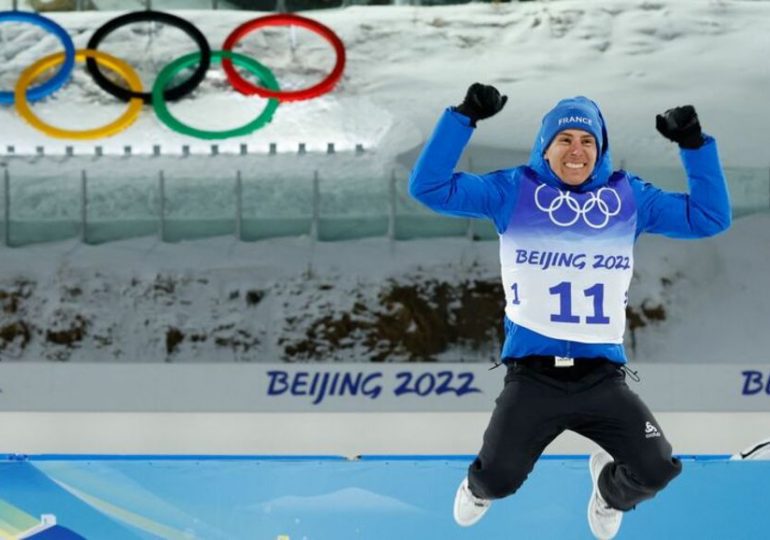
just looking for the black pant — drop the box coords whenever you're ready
[467,358,682,511]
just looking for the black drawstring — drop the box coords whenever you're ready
[488,360,503,371]
[620,364,640,382]
[740,440,770,459]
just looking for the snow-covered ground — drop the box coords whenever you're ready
[0,1,768,363]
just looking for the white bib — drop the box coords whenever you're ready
[500,174,636,344]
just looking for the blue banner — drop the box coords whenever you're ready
[0,455,766,539]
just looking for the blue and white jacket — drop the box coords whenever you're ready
[408,106,731,364]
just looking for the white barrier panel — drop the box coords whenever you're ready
[0,363,768,413]
[1,363,767,456]
[0,411,768,456]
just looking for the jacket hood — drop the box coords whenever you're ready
[527,96,614,192]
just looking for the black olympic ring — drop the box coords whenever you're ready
[534,184,622,229]
[85,10,211,105]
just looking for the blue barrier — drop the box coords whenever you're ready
[0,454,765,539]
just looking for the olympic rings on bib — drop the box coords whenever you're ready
[534,184,622,229]
[15,49,144,139]
[0,11,75,105]
[221,13,346,102]
[153,50,279,140]
[86,10,211,105]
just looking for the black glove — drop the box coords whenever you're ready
[655,105,704,149]
[454,83,507,127]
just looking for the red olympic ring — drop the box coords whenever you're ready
[221,13,345,102]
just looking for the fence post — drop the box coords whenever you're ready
[3,169,9,247]
[80,170,88,244]
[235,170,242,241]
[388,170,397,240]
[466,219,475,240]
[310,170,320,241]
[12,0,17,11]
[159,170,166,242]
[465,154,475,238]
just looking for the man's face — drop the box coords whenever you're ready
[544,129,598,186]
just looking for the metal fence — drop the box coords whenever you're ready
[0,167,487,246]
[1,165,768,247]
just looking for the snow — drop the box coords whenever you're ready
[0,0,768,364]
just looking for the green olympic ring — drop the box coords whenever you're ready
[152,50,280,140]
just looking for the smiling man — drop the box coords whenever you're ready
[408,84,731,539]
[545,128,598,185]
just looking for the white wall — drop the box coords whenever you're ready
[2,411,767,457]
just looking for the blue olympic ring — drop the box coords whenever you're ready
[0,11,75,105]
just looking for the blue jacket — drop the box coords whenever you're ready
[408,106,731,364]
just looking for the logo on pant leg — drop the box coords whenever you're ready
[645,421,661,438]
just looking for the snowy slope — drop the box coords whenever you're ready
[2,1,770,165]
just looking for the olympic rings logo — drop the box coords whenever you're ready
[534,184,622,229]
[0,10,346,140]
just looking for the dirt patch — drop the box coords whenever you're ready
[0,280,34,315]
[246,289,265,307]
[166,327,185,355]
[626,301,667,354]
[46,315,87,346]
[0,321,31,352]
[283,279,505,362]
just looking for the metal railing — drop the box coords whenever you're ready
[1,165,768,247]
[0,168,485,246]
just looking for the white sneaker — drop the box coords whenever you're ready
[588,452,623,540]
[453,477,491,527]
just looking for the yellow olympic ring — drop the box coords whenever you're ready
[14,49,143,140]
